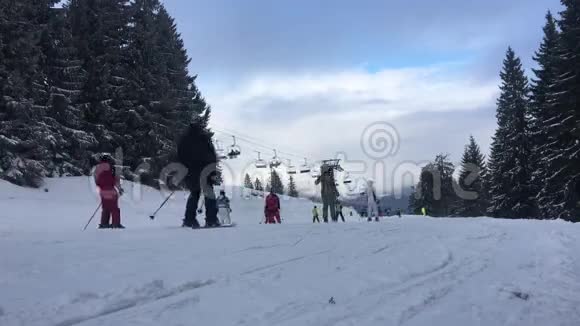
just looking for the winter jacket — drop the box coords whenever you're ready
[312,207,319,217]
[217,195,231,210]
[265,193,281,212]
[177,123,218,191]
[95,162,119,190]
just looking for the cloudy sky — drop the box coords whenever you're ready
[163,0,562,195]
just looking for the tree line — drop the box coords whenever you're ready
[0,0,210,187]
[244,171,300,198]
[409,2,580,222]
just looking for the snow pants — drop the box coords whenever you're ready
[368,201,378,218]
[100,190,120,226]
[265,209,281,224]
[322,202,335,223]
[218,207,231,225]
[185,190,219,227]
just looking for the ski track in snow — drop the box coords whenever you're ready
[2,178,580,326]
[51,280,215,326]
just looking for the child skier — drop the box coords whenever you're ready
[94,154,124,229]
[337,203,346,222]
[217,190,232,225]
[312,205,320,223]
[264,190,281,224]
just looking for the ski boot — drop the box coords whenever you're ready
[98,223,111,229]
[111,224,125,229]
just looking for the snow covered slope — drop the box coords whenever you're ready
[1,178,579,326]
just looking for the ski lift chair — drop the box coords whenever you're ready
[269,150,282,169]
[227,136,241,159]
[343,172,353,184]
[255,151,268,169]
[215,140,228,160]
[300,158,312,174]
[287,160,297,175]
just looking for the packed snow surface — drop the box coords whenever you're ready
[1,177,579,326]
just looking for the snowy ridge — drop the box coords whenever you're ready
[1,178,580,326]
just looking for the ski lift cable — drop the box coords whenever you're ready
[212,125,311,158]
[211,127,320,162]
[211,129,355,176]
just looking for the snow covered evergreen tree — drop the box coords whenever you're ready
[454,136,488,217]
[1,0,213,188]
[0,0,59,187]
[530,12,560,219]
[412,154,455,217]
[254,178,264,192]
[537,1,580,221]
[268,170,284,195]
[288,175,299,197]
[244,173,254,189]
[487,48,535,219]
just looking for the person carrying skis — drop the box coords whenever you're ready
[312,205,320,223]
[217,190,232,225]
[177,119,220,228]
[264,190,281,224]
[94,154,124,229]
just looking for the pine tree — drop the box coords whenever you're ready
[530,12,560,219]
[408,186,419,214]
[42,6,93,177]
[455,136,488,217]
[537,1,580,221]
[68,0,130,153]
[254,178,264,192]
[268,169,284,195]
[0,0,59,187]
[413,154,455,217]
[488,48,535,219]
[244,173,254,189]
[288,175,299,197]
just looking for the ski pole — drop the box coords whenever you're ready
[149,191,175,220]
[83,203,102,231]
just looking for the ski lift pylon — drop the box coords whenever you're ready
[227,136,241,159]
[254,151,267,169]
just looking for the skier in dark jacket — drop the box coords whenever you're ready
[177,120,220,228]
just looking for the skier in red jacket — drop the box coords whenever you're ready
[94,154,124,229]
[264,191,281,224]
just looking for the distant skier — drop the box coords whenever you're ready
[421,207,427,216]
[336,203,346,222]
[264,190,281,224]
[177,119,220,228]
[312,205,320,223]
[366,180,379,222]
[396,208,402,218]
[94,154,124,229]
[217,190,232,225]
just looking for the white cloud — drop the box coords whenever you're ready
[206,64,499,195]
